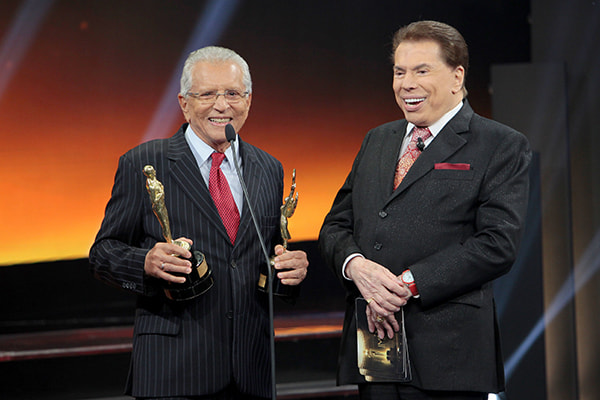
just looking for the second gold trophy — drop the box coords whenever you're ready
[257,168,300,297]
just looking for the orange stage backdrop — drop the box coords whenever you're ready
[0,1,403,266]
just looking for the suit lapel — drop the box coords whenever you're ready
[235,140,262,244]
[167,128,230,242]
[380,121,407,197]
[387,101,474,203]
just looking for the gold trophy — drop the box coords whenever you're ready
[144,165,213,301]
[258,169,300,297]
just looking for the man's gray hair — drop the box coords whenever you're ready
[180,46,252,96]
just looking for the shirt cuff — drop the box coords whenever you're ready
[342,253,364,280]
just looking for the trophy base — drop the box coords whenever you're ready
[257,258,299,297]
[164,250,213,301]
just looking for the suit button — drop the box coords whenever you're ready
[226,311,233,319]
[231,260,237,269]
[374,242,382,250]
[379,210,388,218]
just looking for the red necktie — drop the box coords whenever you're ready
[393,127,432,190]
[209,152,240,244]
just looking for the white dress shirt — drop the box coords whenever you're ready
[185,125,244,216]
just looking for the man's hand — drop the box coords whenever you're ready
[346,257,411,339]
[144,237,193,284]
[272,244,308,285]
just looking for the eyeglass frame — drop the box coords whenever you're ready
[185,89,250,104]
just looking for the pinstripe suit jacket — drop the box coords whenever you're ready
[89,123,283,398]
[319,101,531,393]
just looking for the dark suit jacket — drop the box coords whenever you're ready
[319,101,531,393]
[89,124,283,398]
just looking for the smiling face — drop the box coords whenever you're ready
[178,60,252,152]
[392,40,464,127]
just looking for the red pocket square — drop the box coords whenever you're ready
[435,163,471,170]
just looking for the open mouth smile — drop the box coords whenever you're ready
[402,97,426,111]
[404,97,425,106]
[209,117,232,125]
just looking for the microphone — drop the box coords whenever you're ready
[416,137,425,151]
[225,123,236,143]
[225,123,277,400]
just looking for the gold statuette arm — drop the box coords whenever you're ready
[280,169,298,248]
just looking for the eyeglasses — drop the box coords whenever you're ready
[186,90,249,104]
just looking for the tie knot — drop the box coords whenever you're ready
[409,127,432,149]
[412,126,431,139]
[211,152,226,168]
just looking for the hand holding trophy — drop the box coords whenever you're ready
[144,165,213,301]
[258,169,300,296]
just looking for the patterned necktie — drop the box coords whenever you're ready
[209,152,240,244]
[393,127,432,190]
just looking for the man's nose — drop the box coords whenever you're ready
[402,72,417,89]
[213,94,230,109]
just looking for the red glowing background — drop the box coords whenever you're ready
[0,1,522,265]
[0,1,403,265]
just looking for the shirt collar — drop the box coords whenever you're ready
[405,100,464,139]
[184,124,240,167]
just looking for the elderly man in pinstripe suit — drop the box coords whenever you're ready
[90,46,308,400]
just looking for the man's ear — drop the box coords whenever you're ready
[178,93,189,118]
[452,65,465,94]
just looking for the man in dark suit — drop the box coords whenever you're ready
[89,46,308,400]
[319,21,531,400]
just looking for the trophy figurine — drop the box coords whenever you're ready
[258,169,300,297]
[144,165,213,301]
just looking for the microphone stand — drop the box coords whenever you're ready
[226,126,277,400]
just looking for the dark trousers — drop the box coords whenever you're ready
[359,383,488,400]
[137,383,269,400]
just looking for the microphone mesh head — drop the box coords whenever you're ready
[225,124,236,142]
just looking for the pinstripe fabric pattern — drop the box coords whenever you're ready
[89,124,283,398]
